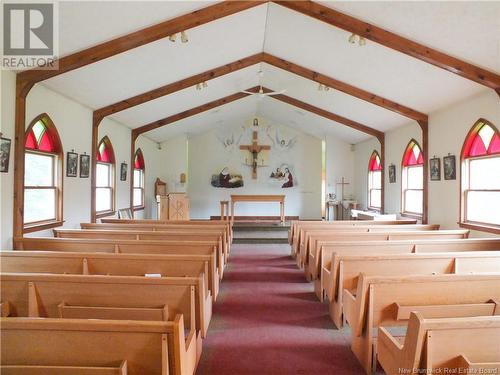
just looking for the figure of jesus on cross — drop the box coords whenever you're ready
[240,131,271,179]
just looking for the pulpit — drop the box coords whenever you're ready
[157,193,190,221]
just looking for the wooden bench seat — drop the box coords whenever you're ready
[0,316,198,375]
[341,273,500,374]
[300,229,469,270]
[289,219,417,247]
[378,312,500,375]
[324,251,500,328]
[56,228,229,265]
[0,250,218,302]
[293,224,439,258]
[82,223,231,257]
[0,360,128,374]
[0,272,211,338]
[318,238,500,300]
[14,237,224,280]
[99,219,233,243]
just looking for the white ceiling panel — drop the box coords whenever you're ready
[319,1,500,73]
[110,64,262,128]
[43,4,268,109]
[259,63,412,132]
[257,97,371,144]
[146,95,259,142]
[58,1,218,57]
[264,3,485,113]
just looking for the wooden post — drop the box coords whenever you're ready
[130,131,139,218]
[91,114,103,223]
[419,120,429,224]
[379,134,386,214]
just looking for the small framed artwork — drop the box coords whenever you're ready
[66,151,78,177]
[120,162,127,181]
[0,135,12,173]
[388,164,396,183]
[79,154,90,178]
[429,157,441,181]
[443,155,456,180]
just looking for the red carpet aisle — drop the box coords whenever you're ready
[196,244,366,375]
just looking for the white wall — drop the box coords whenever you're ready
[187,118,323,219]
[0,70,16,249]
[325,135,356,202]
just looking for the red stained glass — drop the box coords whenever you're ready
[97,137,115,164]
[25,131,37,149]
[368,152,381,171]
[403,142,423,166]
[134,150,145,169]
[463,123,500,158]
[38,132,54,152]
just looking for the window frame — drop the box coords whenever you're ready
[95,136,116,218]
[401,140,423,218]
[459,119,500,234]
[23,114,64,233]
[133,148,146,211]
[367,151,382,211]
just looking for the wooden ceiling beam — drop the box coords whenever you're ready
[17,1,266,84]
[262,53,427,123]
[260,87,384,141]
[132,87,260,136]
[133,86,383,143]
[274,1,500,92]
[95,53,264,119]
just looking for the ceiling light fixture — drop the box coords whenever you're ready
[348,33,367,46]
[181,31,188,43]
[202,81,208,88]
[348,33,356,44]
[358,37,366,46]
[196,83,201,90]
[168,34,176,42]
[318,83,330,91]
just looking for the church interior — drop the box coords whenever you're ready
[0,1,499,374]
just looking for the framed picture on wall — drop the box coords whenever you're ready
[430,157,441,181]
[79,154,90,178]
[443,155,456,180]
[66,151,78,177]
[388,164,396,183]
[120,162,127,181]
[0,135,12,173]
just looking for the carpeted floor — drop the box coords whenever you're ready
[195,244,367,375]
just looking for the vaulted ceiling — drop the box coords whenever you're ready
[36,1,499,144]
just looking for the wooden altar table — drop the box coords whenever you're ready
[230,195,285,224]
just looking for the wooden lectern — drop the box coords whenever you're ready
[157,193,190,220]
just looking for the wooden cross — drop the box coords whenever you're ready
[240,131,271,179]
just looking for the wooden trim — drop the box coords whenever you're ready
[17,1,266,84]
[380,135,386,213]
[133,88,259,136]
[129,134,138,216]
[95,53,263,119]
[90,115,101,223]
[419,120,429,224]
[23,220,64,234]
[262,53,427,123]
[274,1,500,92]
[95,210,116,219]
[459,222,500,235]
[262,87,384,139]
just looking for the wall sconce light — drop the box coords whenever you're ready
[180,173,186,184]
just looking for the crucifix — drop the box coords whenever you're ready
[336,177,350,220]
[240,131,271,179]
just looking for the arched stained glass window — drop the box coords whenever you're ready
[401,140,423,215]
[95,136,115,214]
[368,151,382,209]
[461,119,500,230]
[133,149,145,209]
[24,114,63,228]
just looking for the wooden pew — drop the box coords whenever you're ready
[100,218,233,243]
[1,360,128,374]
[301,229,469,270]
[341,273,500,374]
[294,223,439,258]
[321,238,500,305]
[325,251,500,328]
[15,237,223,281]
[0,316,198,375]
[82,223,231,257]
[0,272,211,338]
[58,228,229,265]
[289,219,417,250]
[0,250,219,302]
[378,312,500,375]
